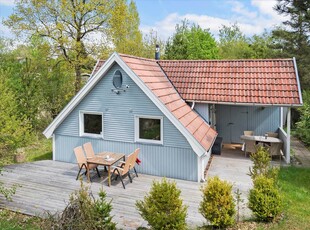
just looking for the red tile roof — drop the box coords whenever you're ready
[158,59,301,105]
[119,54,217,152]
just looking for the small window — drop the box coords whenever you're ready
[135,116,163,144]
[113,70,123,89]
[80,111,103,138]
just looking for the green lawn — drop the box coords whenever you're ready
[255,166,310,230]
[0,136,52,166]
[0,210,40,230]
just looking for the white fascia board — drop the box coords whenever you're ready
[43,52,118,138]
[114,54,206,156]
[293,57,303,105]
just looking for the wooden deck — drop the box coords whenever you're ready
[0,160,205,229]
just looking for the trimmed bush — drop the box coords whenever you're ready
[248,175,282,222]
[199,176,235,228]
[249,146,279,180]
[136,178,188,230]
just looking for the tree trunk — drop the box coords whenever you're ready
[74,64,82,93]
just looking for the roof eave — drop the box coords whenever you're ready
[186,100,303,107]
[293,57,303,105]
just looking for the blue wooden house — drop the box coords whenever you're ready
[44,53,302,181]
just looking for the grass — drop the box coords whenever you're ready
[254,166,310,230]
[25,137,52,162]
[0,135,52,166]
[0,209,40,230]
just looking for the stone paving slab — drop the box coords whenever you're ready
[291,137,310,167]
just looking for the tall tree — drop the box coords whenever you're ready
[218,24,253,59]
[218,24,276,59]
[4,0,120,93]
[109,0,143,56]
[141,29,165,59]
[273,0,310,89]
[165,20,218,60]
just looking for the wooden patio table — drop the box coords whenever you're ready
[240,135,283,144]
[86,152,125,186]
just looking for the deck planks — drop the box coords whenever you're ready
[0,160,205,229]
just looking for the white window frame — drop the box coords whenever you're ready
[79,111,103,139]
[135,115,163,145]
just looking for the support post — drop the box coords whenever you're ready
[280,107,284,129]
[286,108,291,164]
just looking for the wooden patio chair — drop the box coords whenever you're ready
[118,148,140,177]
[110,152,135,189]
[244,139,256,157]
[74,146,100,181]
[268,142,283,160]
[266,132,278,138]
[83,142,107,171]
[244,130,254,136]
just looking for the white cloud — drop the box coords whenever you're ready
[0,0,15,6]
[140,0,288,41]
[230,1,257,19]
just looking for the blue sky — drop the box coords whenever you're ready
[0,0,286,40]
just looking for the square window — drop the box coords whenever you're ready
[80,112,103,138]
[136,116,163,144]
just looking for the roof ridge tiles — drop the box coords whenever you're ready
[118,53,155,62]
[158,58,293,62]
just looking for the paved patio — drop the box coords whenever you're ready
[0,147,256,229]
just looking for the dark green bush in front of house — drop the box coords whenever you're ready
[248,146,282,222]
[249,146,279,180]
[136,178,188,230]
[42,180,116,230]
[199,176,236,228]
[249,175,282,222]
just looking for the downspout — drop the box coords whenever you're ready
[191,101,196,110]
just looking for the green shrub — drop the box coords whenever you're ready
[249,146,279,180]
[199,176,235,228]
[42,180,116,230]
[136,178,188,230]
[248,175,282,222]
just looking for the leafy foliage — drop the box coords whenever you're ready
[0,69,32,152]
[199,176,235,228]
[165,20,218,60]
[136,178,188,230]
[248,146,282,222]
[272,0,310,89]
[296,90,310,146]
[4,0,129,93]
[219,24,277,59]
[41,180,116,230]
[249,175,282,222]
[110,0,144,56]
[0,168,18,201]
[249,146,279,180]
